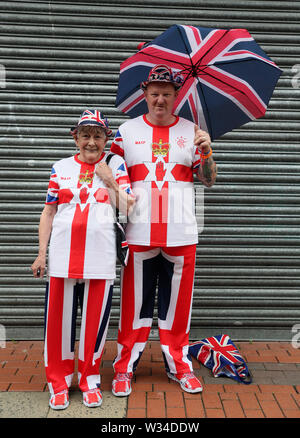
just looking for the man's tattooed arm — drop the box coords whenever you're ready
[197,155,217,187]
[193,126,217,187]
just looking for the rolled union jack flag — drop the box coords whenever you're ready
[189,334,252,384]
[115,221,129,267]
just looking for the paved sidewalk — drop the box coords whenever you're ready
[1,340,300,419]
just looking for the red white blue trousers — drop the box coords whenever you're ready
[113,244,196,376]
[44,277,113,395]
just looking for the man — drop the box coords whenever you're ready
[110,64,217,395]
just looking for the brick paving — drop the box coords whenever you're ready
[1,340,300,418]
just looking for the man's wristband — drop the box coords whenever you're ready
[200,147,213,160]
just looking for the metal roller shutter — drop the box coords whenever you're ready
[0,0,299,341]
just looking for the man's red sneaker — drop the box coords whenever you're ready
[167,372,203,393]
[112,372,133,396]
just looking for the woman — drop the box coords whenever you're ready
[31,109,135,409]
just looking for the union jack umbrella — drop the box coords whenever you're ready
[116,24,282,140]
[189,334,252,384]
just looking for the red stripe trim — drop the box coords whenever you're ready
[48,180,59,190]
[68,204,90,278]
[150,183,169,246]
[46,277,64,368]
[78,279,106,391]
[159,245,196,361]
[149,124,170,246]
[116,246,153,371]
[74,152,105,166]
[142,113,179,128]
[45,278,75,393]
[110,143,124,157]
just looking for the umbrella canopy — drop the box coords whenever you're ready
[116,24,282,140]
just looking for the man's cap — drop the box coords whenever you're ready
[141,64,183,90]
[70,109,112,136]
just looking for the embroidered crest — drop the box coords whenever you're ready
[78,170,94,185]
[176,136,187,148]
[151,139,170,157]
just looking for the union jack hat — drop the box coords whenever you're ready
[141,64,183,90]
[70,109,112,136]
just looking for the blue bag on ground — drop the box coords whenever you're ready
[189,334,252,384]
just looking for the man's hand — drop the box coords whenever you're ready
[194,125,217,187]
[194,125,211,154]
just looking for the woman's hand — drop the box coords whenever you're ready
[96,161,135,215]
[31,203,57,278]
[95,162,116,188]
[31,254,46,278]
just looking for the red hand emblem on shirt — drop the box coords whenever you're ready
[155,161,166,181]
[79,187,89,204]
